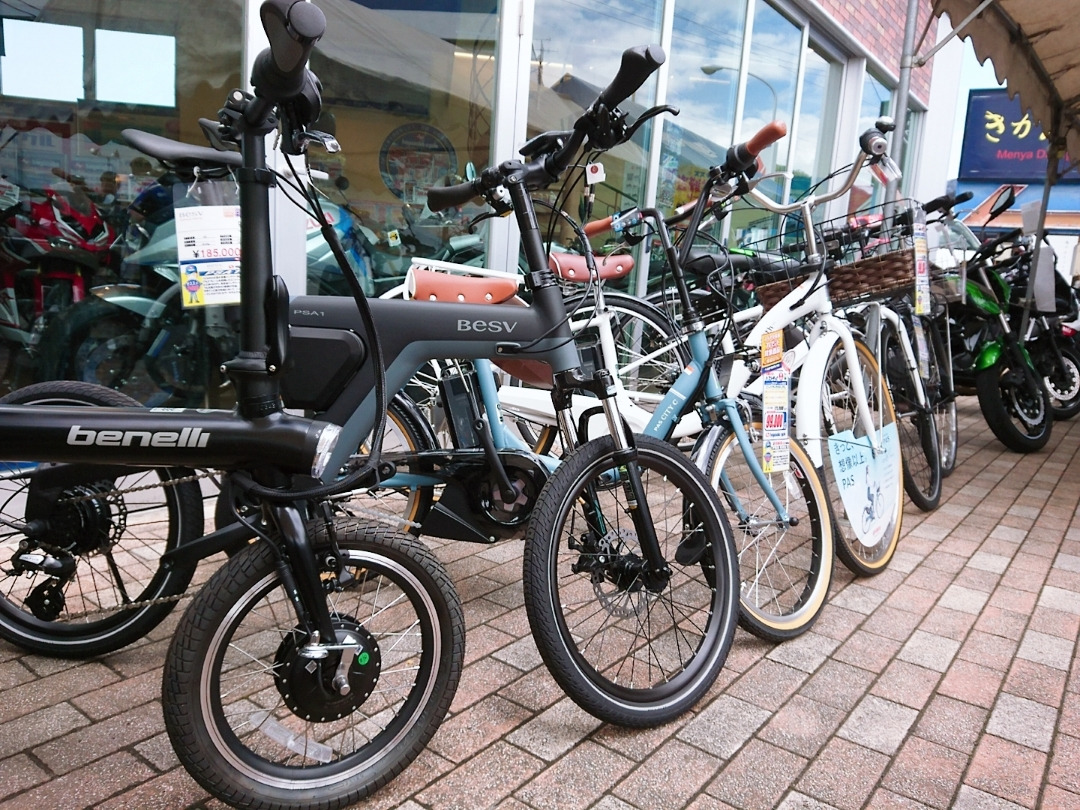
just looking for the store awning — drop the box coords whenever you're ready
[931,1,1080,168]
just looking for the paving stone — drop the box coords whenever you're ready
[706,739,808,809]
[506,698,603,761]
[914,695,988,755]
[986,693,1057,753]
[881,736,967,809]
[796,737,890,810]
[1016,629,1075,671]
[415,741,543,810]
[897,629,961,672]
[764,631,841,673]
[676,695,771,759]
[837,695,919,756]
[513,741,633,810]
[965,735,1047,808]
[1047,732,1080,794]
[758,694,845,758]
[612,739,721,809]
[939,583,992,614]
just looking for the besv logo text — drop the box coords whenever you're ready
[457,319,519,333]
[67,425,211,448]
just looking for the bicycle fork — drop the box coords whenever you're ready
[555,368,673,591]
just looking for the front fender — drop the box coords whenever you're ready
[973,338,1004,371]
[90,283,159,319]
[793,331,842,469]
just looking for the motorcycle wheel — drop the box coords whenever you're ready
[1044,341,1080,420]
[163,520,463,810]
[38,298,152,401]
[0,381,204,657]
[975,353,1052,452]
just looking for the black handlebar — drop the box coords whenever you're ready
[923,189,974,214]
[597,45,666,109]
[427,45,666,213]
[250,0,325,108]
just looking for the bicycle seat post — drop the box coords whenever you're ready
[218,89,284,422]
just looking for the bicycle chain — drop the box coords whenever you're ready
[55,469,218,504]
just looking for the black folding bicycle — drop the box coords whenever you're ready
[0,1,740,805]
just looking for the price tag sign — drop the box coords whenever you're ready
[173,181,242,308]
[760,329,790,473]
[913,207,930,315]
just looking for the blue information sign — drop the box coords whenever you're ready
[958,89,1076,183]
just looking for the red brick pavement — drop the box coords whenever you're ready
[2,396,1079,809]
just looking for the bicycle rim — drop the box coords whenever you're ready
[708,424,833,641]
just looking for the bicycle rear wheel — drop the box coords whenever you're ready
[0,381,204,657]
[703,423,833,642]
[817,337,903,576]
[522,435,738,727]
[924,314,959,476]
[881,319,942,511]
[163,520,464,810]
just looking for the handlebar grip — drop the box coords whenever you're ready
[723,121,787,175]
[744,121,788,157]
[859,128,888,156]
[427,180,480,213]
[252,0,325,100]
[583,216,613,238]
[956,190,974,204]
[597,46,666,109]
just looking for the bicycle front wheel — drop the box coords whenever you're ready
[163,520,464,810]
[522,434,738,727]
[818,337,903,576]
[881,320,942,511]
[704,423,834,642]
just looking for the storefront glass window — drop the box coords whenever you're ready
[661,0,747,213]
[311,0,502,295]
[530,0,664,252]
[0,1,243,401]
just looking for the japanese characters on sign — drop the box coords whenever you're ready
[760,329,790,474]
[959,89,1076,183]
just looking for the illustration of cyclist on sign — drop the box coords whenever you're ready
[828,423,900,547]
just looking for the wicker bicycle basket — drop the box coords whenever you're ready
[747,199,921,312]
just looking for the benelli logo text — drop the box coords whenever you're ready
[67,425,211,448]
[457,320,519,333]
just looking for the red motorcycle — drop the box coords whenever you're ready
[0,171,117,392]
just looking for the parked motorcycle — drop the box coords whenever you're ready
[945,186,1053,451]
[36,169,377,407]
[0,172,117,394]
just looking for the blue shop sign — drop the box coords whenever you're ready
[958,89,1077,183]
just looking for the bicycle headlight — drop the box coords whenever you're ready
[311,423,342,479]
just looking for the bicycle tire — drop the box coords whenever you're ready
[704,423,833,642]
[0,380,204,657]
[522,434,738,727]
[924,315,959,476]
[817,338,903,576]
[162,519,464,810]
[881,319,942,511]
